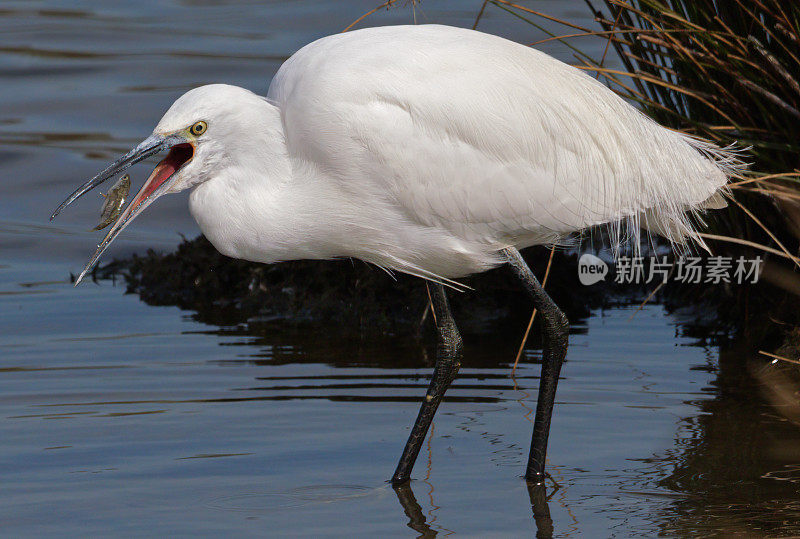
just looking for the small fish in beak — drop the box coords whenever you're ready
[92,174,131,231]
[51,132,194,285]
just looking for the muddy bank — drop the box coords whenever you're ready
[91,235,795,347]
[95,236,622,336]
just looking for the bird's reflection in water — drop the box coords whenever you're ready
[527,482,555,539]
[393,483,437,538]
[391,481,557,538]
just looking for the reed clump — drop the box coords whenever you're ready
[582,0,800,254]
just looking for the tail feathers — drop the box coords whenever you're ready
[698,190,728,210]
[624,137,746,257]
[685,138,751,180]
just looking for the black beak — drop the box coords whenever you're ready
[50,133,178,221]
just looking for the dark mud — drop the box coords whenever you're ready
[95,234,795,350]
[92,237,617,336]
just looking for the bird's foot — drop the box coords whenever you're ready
[524,471,561,491]
[389,474,411,487]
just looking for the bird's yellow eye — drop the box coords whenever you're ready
[190,121,207,136]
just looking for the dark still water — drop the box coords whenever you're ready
[2,1,799,537]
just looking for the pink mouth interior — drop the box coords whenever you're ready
[132,143,194,210]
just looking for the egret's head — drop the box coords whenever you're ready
[51,84,270,284]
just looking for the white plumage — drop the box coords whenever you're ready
[63,24,743,285]
[193,25,738,282]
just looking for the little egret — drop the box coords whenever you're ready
[52,24,740,485]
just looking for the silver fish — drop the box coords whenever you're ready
[93,174,131,231]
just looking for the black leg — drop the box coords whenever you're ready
[504,247,569,484]
[391,283,462,485]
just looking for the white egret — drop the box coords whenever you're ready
[52,24,741,485]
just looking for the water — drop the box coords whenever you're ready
[2,1,799,536]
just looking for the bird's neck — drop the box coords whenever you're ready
[188,103,353,264]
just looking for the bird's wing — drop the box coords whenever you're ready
[269,25,739,250]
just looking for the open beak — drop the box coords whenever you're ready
[51,132,195,285]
